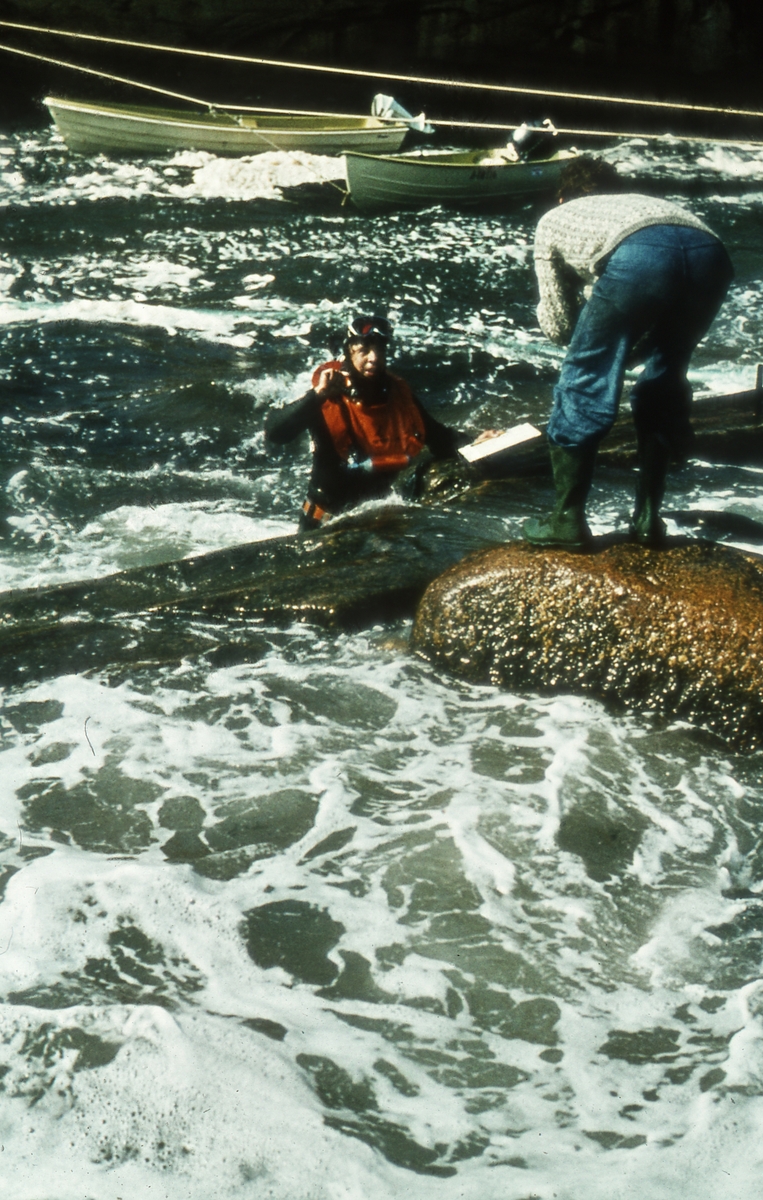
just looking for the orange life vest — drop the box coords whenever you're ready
[311,361,426,471]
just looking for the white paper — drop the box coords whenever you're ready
[459,422,543,463]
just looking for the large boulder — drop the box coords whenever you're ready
[411,540,763,751]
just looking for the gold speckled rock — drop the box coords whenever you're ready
[411,540,763,751]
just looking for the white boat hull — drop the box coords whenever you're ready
[344,148,578,211]
[44,97,410,157]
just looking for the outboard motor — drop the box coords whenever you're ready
[511,118,557,161]
[371,93,434,135]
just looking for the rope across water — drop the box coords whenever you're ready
[3,17,763,122]
[3,20,763,148]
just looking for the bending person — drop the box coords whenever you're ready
[265,314,464,530]
[525,157,733,549]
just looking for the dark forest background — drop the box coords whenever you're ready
[0,1,761,137]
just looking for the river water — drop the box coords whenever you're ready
[2,121,763,1199]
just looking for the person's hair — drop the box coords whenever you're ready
[555,156,624,203]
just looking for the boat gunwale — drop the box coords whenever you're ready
[44,96,406,135]
[344,148,578,171]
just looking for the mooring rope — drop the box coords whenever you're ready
[0,40,211,109]
[0,39,403,124]
[5,36,763,150]
[2,18,763,123]
[383,117,763,147]
[0,42,359,192]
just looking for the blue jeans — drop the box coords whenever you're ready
[547,225,734,450]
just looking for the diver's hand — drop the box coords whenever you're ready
[314,368,352,399]
[345,453,376,473]
[472,428,504,444]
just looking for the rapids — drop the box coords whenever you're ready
[2,121,763,1198]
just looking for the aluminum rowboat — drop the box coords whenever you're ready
[344,147,578,211]
[44,96,410,157]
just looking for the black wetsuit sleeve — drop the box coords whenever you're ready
[414,396,465,459]
[264,390,323,443]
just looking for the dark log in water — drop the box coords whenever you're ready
[0,508,503,685]
[415,383,763,502]
[1,382,762,686]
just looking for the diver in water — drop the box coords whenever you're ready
[264,315,465,530]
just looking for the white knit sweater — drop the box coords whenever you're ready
[534,193,715,345]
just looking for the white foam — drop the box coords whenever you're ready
[2,121,763,1200]
[167,150,345,201]
[0,502,295,593]
[1,643,762,1197]
[0,138,344,208]
[79,502,293,568]
[0,295,255,345]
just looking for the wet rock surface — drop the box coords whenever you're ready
[412,540,763,751]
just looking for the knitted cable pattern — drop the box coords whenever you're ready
[534,194,715,345]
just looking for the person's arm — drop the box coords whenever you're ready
[415,398,466,459]
[534,217,582,347]
[264,389,322,444]
[265,363,352,444]
[535,255,581,346]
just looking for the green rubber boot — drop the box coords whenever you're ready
[630,435,670,546]
[524,442,596,550]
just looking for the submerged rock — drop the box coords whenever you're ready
[412,540,763,751]
[0,507,504,685]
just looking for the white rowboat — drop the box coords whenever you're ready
[344,147,579,211]
[44,96,410,157]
